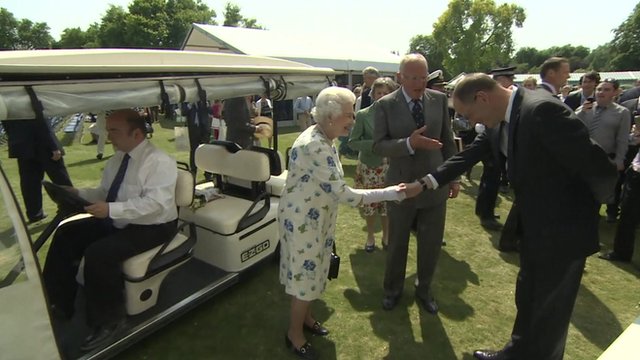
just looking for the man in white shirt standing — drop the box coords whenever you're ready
[43,109,178,351]
[294,95,314,131]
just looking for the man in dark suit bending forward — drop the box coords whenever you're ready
[405,74,617,360]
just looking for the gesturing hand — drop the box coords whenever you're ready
[409,126,443,150]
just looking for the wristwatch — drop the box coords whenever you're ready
[417,178,428,191]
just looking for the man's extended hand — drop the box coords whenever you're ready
[404,181,424,199]
[448,182,460,198]
[409,126,443,150]
[51,150,62,161]
[84,201,110,219]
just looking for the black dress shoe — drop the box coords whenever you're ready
[80,320,126,352]
[416,295,438,315]
[480,217,503,231]
[285,334,318,360]
[304,321,329,336]
[382,295,401,311]
[599,251,631,263]
[473,349,511,360]
[498,244,519,253]
[28,212,48,224]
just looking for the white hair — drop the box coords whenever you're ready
[311,86,355,125]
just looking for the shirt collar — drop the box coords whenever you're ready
[401,87,423,104]
[541,81,557,95]
[504,89,517,124]
[125,139,148,161]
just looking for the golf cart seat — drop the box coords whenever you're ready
[77,164,196,316]
[179,142,278,272]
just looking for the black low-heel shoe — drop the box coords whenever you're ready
[304,321,329,336]
[284,335,318,360]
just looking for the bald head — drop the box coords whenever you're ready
[398,53,429,100]
[452,73,510,129]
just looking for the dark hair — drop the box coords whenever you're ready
[453,73,498,104]
[539,57,569,80]
[582,71,601,84]
[109,109,147,135]
[601,78,620,90]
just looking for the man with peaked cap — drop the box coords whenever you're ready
[427,70,448,93]
[490,66,517,90]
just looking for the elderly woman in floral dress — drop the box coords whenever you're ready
[279,86,407,360]
[348,77,399,252]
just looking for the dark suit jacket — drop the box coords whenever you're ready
[619,86,640,103]
[432,88,617,259]
[223,97,256,149]
[1,118,62,159]
[373,88,457,208]
[563,90,583,111]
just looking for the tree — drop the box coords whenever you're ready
[609,2,640,70]
[223,2,263,29]
[431,0,525,75]
[408,34,447,77]
[0,8,18,49]
[165,0,216,48]
[98,5,130,47]
[14,19,53,49]
[55,27,88,48]
[586,44,614,71]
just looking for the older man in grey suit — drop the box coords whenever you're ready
[373,54,458,313]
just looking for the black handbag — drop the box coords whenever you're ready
[328,242,340,280]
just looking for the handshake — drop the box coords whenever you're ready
[377,175,459,203]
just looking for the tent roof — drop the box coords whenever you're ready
[182,24,401,73]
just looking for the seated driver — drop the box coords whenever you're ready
[43,109,178,351]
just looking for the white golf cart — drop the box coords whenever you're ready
[0,49,334,360]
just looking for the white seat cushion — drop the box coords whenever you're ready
[180,196,268,235]
[266,170,287,196]
[122,232,191,279]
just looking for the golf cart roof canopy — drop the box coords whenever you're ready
[0,49,336,121]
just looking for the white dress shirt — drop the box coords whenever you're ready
[79,140,178,228]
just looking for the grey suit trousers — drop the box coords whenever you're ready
[383,200,446,300]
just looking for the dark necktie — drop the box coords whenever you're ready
[412,99,424,127]
[589,106,606,134]
[106,153,130,202]
[500,121,509,157]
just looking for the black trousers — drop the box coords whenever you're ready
[43,217,176,327]
[613,168,640,259]
[476,156,501,219]
[17,156,72,220]
[503,254,586,360]
[499,203,521,250]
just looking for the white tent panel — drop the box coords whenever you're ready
[182,24,401,74]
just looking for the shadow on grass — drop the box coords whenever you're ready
[66,156,112,168]
[571,284,624,351]
[344,247,478,359]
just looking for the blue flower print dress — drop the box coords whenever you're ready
[279,125,364,301]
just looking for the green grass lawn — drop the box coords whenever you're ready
[1,117,639,360]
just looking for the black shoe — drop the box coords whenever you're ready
[304,321,329,336]
[96,153,103,160]
[382,295,401,311]
[498,243,519,253]
[365,243,375,253]
[416,295,438,315]
[480,217,503,231]
[285,335,318,360]
[598,251,631,263]
[28,212,48,224]
[473,349,511,360]
[80,320,126,352]
[382,243,388,251]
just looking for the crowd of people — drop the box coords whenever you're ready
[277,55,640,360]
[5,51,639,359]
